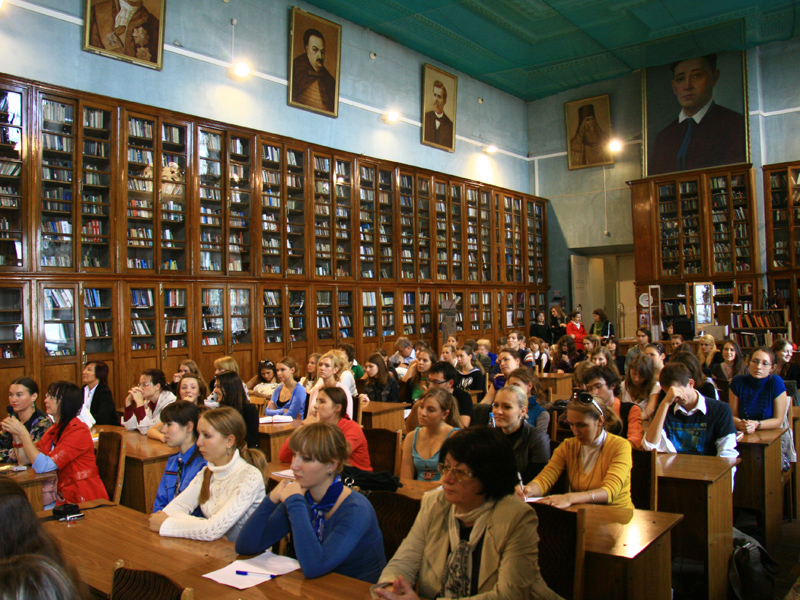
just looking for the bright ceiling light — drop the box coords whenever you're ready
[232,62,251,77]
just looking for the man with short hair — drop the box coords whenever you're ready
[643,363,738,464]
[423,80,453,148]
[507,330,534,368]
[650,54,746,174]
[427,361,472,427]
[389,337,416,367]
[291,28,337,113]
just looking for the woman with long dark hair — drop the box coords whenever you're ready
[1,378,49,464]
[215,370,260,448]
[2,381,108,508]
[710,340,748,384]
[359,353,400,404]
[80,360,116,426]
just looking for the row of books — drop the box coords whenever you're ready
[731,312,786,328]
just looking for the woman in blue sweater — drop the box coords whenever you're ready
[264,357,306,419]
[236,422,386,583]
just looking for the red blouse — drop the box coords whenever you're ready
[278,416,373,472]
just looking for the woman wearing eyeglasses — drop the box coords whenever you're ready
[730,347,795,469]
[585,365,642,449]
[522,393,633,509]
[122,369,176,435]
[401,388,461,481]
[376,427,559,600]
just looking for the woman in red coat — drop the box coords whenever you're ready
[566,310,588,352]
[1,381,108,508]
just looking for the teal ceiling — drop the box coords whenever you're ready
[303,0,800,101]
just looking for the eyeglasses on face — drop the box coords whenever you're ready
[585,382,606,393]
[427,378,448,386]
[437,463,474,483]
[749,359,771,367]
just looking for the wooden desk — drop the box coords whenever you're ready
[95,425,177,514]
[40,501,373,600]
[538,373,573,401]
[5,467,57,511]
[361,402,406,431]
[565,505,682,600]
[656,453,739,600]
[734,427,786,551]
[792,407,800,519]
[267,461,438,500]
[258,422,299,462]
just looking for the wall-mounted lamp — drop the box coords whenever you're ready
[232,62,251,77]
[483,145,498,154]
[229,19,251,78]
[608,139,622,153]
[369,52,377,60]
[381,110,400,123]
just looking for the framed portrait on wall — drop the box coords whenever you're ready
[565,95,613,170]
[421,64,457,152]
[644,51,749,176]
[288,7,341,118]
[83,0,166,70]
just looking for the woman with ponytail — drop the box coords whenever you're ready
[148,406,268,542]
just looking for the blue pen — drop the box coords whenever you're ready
[235,570,276,578]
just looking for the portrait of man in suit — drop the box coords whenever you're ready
[288,8,341,118]
[422,64,458,152]
[84,0,165,69]
[646,53,748,176]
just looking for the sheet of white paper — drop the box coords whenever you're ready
[203,551,300,590]
[272,469,294,478]
[525,497,543,503]
[403,408,412,419]
[260,415,294,424]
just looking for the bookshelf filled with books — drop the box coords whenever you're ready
[0,73,551,415]
[310,286,356,349]
[503,194,524,284]
[0,86,24,269]
[764,162,800,271]
[723,307,791,348]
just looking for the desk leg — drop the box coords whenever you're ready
[120,457,145,513]
[143,460,168,515]
[659,473,732,600]
[734,443,782,551]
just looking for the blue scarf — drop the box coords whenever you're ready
[306,475,343,541]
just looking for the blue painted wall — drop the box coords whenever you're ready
[0,0,529,190]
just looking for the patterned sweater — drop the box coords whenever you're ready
[160,450,265,542]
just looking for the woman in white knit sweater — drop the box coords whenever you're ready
[148,406,269,542]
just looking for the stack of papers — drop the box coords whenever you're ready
[259,415,294,424]
[271,469,294,479]
[204,551,301,590]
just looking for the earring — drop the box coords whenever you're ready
[227,446,232,456]
[327,470,333,476]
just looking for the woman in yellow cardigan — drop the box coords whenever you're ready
[522,394,633,509]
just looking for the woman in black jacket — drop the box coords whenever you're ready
[81,361,117,425]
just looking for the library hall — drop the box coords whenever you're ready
[3,0,800,599]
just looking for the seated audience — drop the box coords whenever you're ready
[215,370,259,448]
[670,352,717,400]
[507,330,534,367]
[523,394,633,509]
[625,327,651,371]
[246,359,278,401]
[300,353,322,393]
[506,368,550,434]
[238,423,386,583]
[551,335,581,374]
[169,359,203,395]
[408,362,473,428]
[668,334,684,358]
[337,343,360,398]
[403,347,435,405]
[620,354,660,421]
[376,427,560,600]
[528,336,549,372]
[711,340,748,384]
[0,554,84,600]
[481,347,521,406]
[643,343,666,379]
[308,350,354,419]
[440,343,458,367]
[79,361,116,426]
[389,337,416,367]
[401,388,461,481]
[176,372,209,406]
[153,401,207,514]
[149,406,268,542]
[492,385,548,482]
[581,334,601,358]
[589,346,619,376]
[3,382,108,507]
[123,369,176,435]
[359,353,400,405]
[772,339,800,385]
[280,387,372,471]
[604,336,627,375]
[1,378,50,464]
[643,363,738,461]
[697,334,723,376]
[476,338,496,368]
[264,357,306,419]
[586,365,643,449]
[730,347,795,470]
[456,345,486,400]
[376,348,399,380]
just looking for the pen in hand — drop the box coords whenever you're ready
[517,472,525,498]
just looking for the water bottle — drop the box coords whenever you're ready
[488,412,495,427]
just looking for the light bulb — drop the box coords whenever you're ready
[608,139,622,152]
[233,62,251,77]
[484,145,498,154]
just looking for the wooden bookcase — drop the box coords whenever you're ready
[0,72,550,416]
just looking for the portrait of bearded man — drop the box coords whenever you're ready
[569,103,612,168]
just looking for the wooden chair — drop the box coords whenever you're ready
[364,428,402,476]
[96,431,126,504]
[528,503,585,600]
[111,559,193,600]
[547,440,569,495]
[249,396,266,417]
[367,491,421,561]
[630,448,658,511]
[356,377,367,397]
[467,389,482,404]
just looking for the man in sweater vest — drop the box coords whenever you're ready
[643,362,738,461]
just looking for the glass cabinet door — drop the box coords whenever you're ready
[198,129,224,272]
[0,286,24,360]
[229,288,252,346]
[130,287,156,352]
[362,290,378,339]
[227,135,253,274]
[313,153,333,278]
[469,292,480,335]
[378,169,395,280]
[381,290,396,338]
[82,285,114,356]
[480,191,492,282]
[337,288,354,341]
[401,290,416,337]
[262,288,284,345]
[482,292,493,333]
[316,288,333,340]
[0,88,24,268]
[399,173,415,280]
[260,142,283,275]
[419,291,432,340]
[40,96,76,269]
[450,184,463,282]
[435,181,448,281]
[159,121,188,272]
[358,163,376,279]
[200,287,224,347]
[285,148,306,276]
[466,188,479,282]
[334,159,353,278]
[163,287,188,349]
[43,287,76,356]
[80,103,114,270]
[417,178,432,280]
[288,289,307,342]
[125,113,156,270]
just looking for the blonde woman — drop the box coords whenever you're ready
[148,406,268,542]
[697,334,723,377]
[307,350,354,420]
[300,353,322,393]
